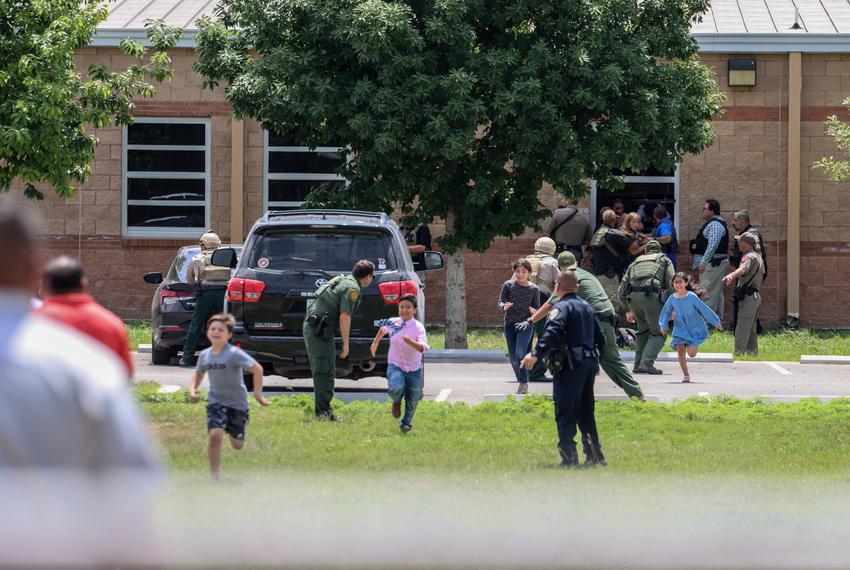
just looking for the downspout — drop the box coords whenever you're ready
[786,52,801,326]
[230,119,245,244]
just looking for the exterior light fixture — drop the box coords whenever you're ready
[728,58,757,87]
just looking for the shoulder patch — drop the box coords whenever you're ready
[349,288,360,302]
[549,307,560,320]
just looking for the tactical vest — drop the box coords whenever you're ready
[628,253,669,286]
[527,254,544,286]
[200,250,231,283]
[691,218,729,257]
[591,228,626,277]
[589,227,609,248]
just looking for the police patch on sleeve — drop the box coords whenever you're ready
[549,308,560,320]
[349,289,360,302]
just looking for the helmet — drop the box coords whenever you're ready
[645,240,662,253]
[534,237,557,256]
[199,231,222,250]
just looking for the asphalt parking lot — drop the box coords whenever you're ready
[134,352,850,404]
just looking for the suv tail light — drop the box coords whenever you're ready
[227,278,266,303]
[160,289,193,311]
[378,280,418,304]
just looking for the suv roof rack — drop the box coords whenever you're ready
[261,210,389,225]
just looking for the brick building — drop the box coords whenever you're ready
[7,0,850,327]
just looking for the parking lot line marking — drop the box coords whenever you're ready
[435,389,451,402]
[764,361,792,375]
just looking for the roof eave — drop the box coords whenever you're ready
[694,33,850,53]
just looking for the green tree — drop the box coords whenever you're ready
[815,98,850,181]
[0,0,181,199]
[195,0,723,347]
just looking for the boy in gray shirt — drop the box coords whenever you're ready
[189,313,269,482]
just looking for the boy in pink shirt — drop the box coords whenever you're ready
[370,294,429,432]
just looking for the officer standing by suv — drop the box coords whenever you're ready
[179,231,230,367]
[304,260,375,419]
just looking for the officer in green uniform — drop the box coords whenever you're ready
[617,241,674,375]
[179,231,230,367]
[303,259,375,419]
[525,252,645,400]
[722,232,764,354]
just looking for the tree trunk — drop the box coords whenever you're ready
[444,208,468,349]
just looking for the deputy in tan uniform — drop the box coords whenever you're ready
[179,231,231,367]
[545,198,592,263]
[722,232,764,354]
[523,237,560,381]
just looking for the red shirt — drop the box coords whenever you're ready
[37,294,134,377]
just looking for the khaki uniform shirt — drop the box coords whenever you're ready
[308,274,362,318]
[738,252,764,290]
[545,207,592,246]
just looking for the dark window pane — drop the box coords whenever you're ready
[128,178,205,201]
[127,149,205,172]
[268,130,341,147]
[248,231,395,271]
[127,205,205,228]
[268,179,344,203]
[128,123,206,146]
[596,182,675,232]
[268,151,343,174]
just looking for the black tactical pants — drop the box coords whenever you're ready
[180,287,226,365]
[552,357,601,458]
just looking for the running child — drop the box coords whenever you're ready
[189,313,270,482]
[370,294,429,432]
[658,272,722,383]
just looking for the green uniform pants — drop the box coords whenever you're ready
[596,274,621,314]
[528,319,549,380]
[303,320,337,417]
[734,294,761,354]
[627,293,665,368]
[180,287,225,365]
[599,320,643,399]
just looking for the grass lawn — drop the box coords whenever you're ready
[127,320,850,361]
[137,384,850,477]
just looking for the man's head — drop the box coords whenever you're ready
[645,240,662,254]
[353,259,375,287]
[736,232,758,252]
[612,200,625,217]
[601,208,617,227]
[732,210,750,231]
[0,207,39,293]
[199,231,221,250]
[703,199,720,220]
[534,237,557,256]
[653,205,669,221]
[557,251,578,270]
[43,256,86,296]
[554,269,579,296]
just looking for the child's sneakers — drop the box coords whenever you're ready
[682,375,691,383]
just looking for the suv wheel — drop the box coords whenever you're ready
[151,335,172,365]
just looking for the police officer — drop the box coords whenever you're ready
[690,199,730,321]
[303,259,375,419]
[179,231,230,367]
[545,198,592,262]
[729,210,767,333]
[524,237,560,381]
[617,240,674,375]
[589,209,633,313]
[521,270,606,468]
[722,233,764,354]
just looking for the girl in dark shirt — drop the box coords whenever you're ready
[498,258,541,394]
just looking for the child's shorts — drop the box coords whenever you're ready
[206,403,249,440]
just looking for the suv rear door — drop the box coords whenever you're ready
[235,227,400,337]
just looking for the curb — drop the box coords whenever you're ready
[139,344,152,354]
[800,355,850,365]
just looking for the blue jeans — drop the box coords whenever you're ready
[504,321,533,384]
[387,364,423,429]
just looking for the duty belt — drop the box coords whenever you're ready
[197,282,228,292]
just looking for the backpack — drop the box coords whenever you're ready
[616,327,636,348]
[200,250,232,283]
[527,255,543,286]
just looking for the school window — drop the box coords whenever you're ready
[590,166,680,233]
[264,131,346,211]
[122,118,210,237]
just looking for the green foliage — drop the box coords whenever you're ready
[194,0,724,253]
[0,1,182,199]
[815,97,850,181]
[139,390,850,475]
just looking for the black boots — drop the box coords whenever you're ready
[582,434,607,467]
[558,446,580,468]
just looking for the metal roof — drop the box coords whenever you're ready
[93,0,850,52]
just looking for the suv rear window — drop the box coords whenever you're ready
[167,246,242,283]
[248,230,396,272]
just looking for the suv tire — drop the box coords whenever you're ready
[151,335,172,365]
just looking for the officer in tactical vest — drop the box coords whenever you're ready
[303,260,375,419]
[179,231,231,367]
[521,270,606,468]
[689,199,730,321]
[524,237,560,381]
[617,240,675,375]
[722,233,764,354]
[589,209,632,313]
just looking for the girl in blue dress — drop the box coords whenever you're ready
[658,272,722,383]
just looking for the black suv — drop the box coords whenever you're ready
[211,210,443,380]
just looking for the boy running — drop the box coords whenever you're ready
[189,313,270,481]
